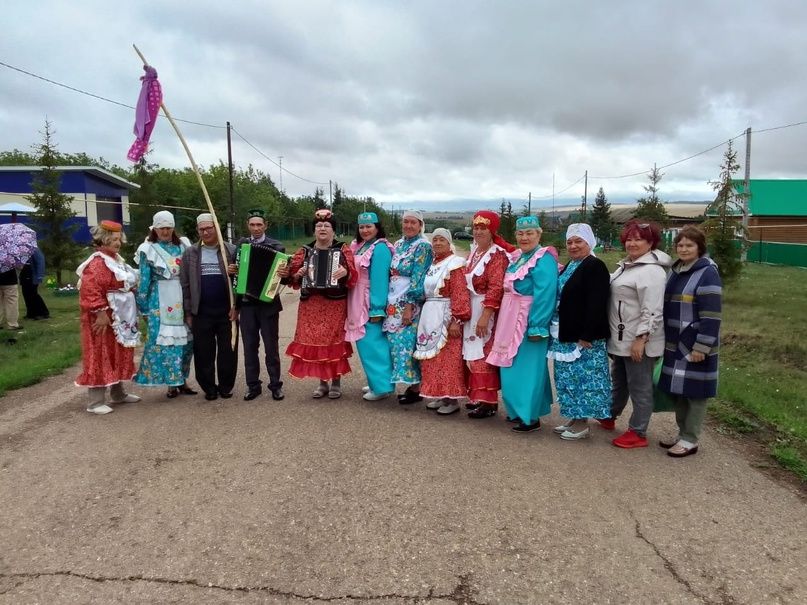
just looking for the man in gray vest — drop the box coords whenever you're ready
[228,209,285,401]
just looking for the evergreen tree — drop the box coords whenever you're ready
[634,164,669,224]
[312,187,327,210]
[702,140,746,282]
[25,121,82,286]
[589,187,616,245]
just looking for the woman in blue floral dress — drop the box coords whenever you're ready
[133,211,196,397]
[383,210,433,404]
[548,224,612,440]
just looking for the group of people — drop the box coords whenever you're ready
[0,244,49,335]
[75,207,722,459]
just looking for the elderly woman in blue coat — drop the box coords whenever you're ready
[657,225,722,457]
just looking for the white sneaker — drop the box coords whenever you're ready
[425,399,443,410]
[86,404,114,415]
[361,385,370,394]
[110,394,141,404]
[553,423,574,434]
[560,427,590,440]
[437,402,460,415]
[363,390,392,401]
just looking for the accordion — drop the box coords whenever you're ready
[300,246,348,300]
[234,243,290,303]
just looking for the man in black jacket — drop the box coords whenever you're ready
[228,209,285,401]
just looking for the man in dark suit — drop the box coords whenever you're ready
[228,209,286,401]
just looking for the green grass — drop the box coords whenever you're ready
[0,289,82,396]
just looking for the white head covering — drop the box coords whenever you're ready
[196,212,215,225]
[565,223,597,255]
[431,227,455,253]
[402,209,425,235]
[150,210,175,230]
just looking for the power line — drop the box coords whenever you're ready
[0,59,225,129]
[230,126,329,186]
[529,173,586,200]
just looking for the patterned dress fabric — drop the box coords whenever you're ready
[285,244,358,381]
[134,241,193,387]
[548,259,612,419]
[418,257,471,399]
[464,246,508,403]
[75,254,136,387]
[383,235,433,384]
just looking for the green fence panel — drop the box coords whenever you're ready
[748,242,807,267]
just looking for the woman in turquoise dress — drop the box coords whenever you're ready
[383,210,433,405]
[548,224,612,441]
[133,211,196,397]
[487,215,558,432]
[345,211,396,401]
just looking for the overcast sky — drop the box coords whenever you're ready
[2,1,806,209]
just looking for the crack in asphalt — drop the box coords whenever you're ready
[0,571,488,604]
[632,517,738,605]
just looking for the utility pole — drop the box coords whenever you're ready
[329,180,333,206]
[278,156,284,194]
[741,127,752,261]
[528,191,531,215]
[581,170,588,220]
[552,173,555,229]
[226,121,235,241]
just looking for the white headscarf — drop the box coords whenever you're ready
[565,223,597,255]
[402,209,425,235]
[150,210,175,230]
[431,227,455,253]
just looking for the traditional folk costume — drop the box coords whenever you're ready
[414,230,471,410]
[75,221,141,414]
[133,211,194,391]
[345,212,395,399]
[547,224,612,431]
[383,214,434,387]
[286,211,358,385]
[487,216,558,429]
[463,211,512,418]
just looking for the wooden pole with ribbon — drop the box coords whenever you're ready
[132,44,237,348]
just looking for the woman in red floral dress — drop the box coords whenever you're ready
[281,209,357,398]
[75,221,141,415]
[414,229,471,415]
[463,210,514,419]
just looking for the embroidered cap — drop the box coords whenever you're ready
[99,220,122,232]
[515,215,541,230]
[357,211,378,224]
[247,208,266,220]
[196,213,215,225]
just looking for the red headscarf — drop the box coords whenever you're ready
[472,210,515,252]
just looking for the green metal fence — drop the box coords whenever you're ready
[747,241,807,267]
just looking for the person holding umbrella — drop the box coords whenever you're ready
[0,222,39,332]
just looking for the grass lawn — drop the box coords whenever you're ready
[0,288,82,396]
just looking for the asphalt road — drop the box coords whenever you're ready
[1,290,805,604]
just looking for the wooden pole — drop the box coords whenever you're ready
[133,44,237,348]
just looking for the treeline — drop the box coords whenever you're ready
[0,148,398,242]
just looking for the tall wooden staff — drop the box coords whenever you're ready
[132,44,237,347]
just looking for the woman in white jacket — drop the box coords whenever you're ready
[602,220,672,449]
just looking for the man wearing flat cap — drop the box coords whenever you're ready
[181,213,238,401]
[227,208,286,401]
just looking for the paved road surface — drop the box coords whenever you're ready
[1,291,805,604]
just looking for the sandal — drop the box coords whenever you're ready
[667,441,699,457]
[328,385,342,399]
[312,384,329,399]
[166,387,179,399]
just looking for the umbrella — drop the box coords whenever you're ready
[0,223,37,273]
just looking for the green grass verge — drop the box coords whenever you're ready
[0,289,82,396]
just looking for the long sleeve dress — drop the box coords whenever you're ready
[133,240,194,388]
[383,235,434,384]
[487,247,559,425]
[75,252,139,387]
[414,253,472,399]
[463,244,508,404]
[345,238,395,396]
[285,242,358,381]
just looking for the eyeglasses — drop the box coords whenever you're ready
[198,226,215,233]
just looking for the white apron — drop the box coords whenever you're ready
[413,254,465,360]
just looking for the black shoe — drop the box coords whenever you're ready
[468,403,497,419]
[219,391,233,399]
[511,420,541,433]
[204,392,218,401]
[243,389,261,401]
[398,391,423,405]
[465,401,482,410]
[270,387,285,401]
[178,384,198,395]
[166,387,179,399]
